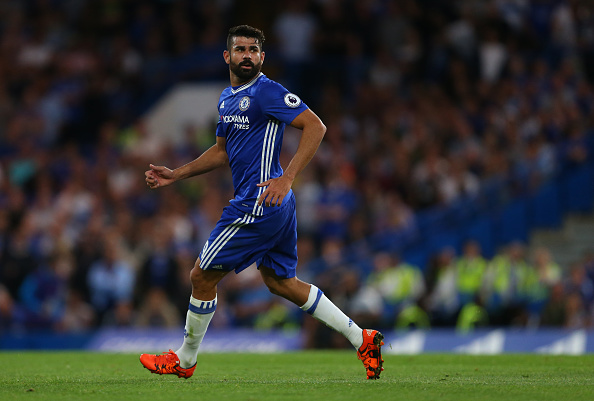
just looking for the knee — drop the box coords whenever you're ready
[189,260,205,289]
[265,281,284,297]
[189,266,201,289]
[189,259,227,293]
[264,277,292,299]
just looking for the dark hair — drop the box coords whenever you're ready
[227,25,265,50]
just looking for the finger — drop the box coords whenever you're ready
[149,164,163,172]
[257,180,271,187]
[145,174,159,187]
[258,191,268,206]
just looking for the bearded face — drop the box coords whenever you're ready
[229,57,262,82]
[225,36,264,84]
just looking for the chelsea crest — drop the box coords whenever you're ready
[239,96,250,111]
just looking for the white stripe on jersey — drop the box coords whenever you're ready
[266,122,278,185]
[253,120,279,216]
[200,214,254,269]
[253,121,272,216]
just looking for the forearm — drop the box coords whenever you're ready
[173,143,228,181]
[256,109,325,207]
[283,123,325,182]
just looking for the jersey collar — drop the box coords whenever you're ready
[231,72,263,95]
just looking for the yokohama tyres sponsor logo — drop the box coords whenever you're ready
[221,115,250,124]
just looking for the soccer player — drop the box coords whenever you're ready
[140,25,384,380]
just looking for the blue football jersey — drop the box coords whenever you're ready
[215,72,308,216]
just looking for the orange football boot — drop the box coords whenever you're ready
[356,329,384,380]
[139,349,196,379]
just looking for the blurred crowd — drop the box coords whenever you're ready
[1,0,594,345]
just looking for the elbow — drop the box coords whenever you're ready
[219,155,229,167]
[318,121,327,139]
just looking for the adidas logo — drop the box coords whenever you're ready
[220,101,225,109]
[348,319,353,327]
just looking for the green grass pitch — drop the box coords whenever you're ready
[1,352,593,401]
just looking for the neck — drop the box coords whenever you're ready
[230,72,260,87]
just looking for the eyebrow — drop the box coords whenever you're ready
[233,45,260,50]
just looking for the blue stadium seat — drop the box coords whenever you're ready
[494,198,529,247]
[528,181,562,229]
[561,164,594,213]
[462,216,496,258]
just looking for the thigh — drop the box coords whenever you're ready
[260,196,298,279]
[199,206,261,272]
[200,198,298,276]
[199,205,284,274]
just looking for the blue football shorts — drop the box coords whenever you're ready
[199,194,298,278]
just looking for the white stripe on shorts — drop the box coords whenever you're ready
[200,213,254,269]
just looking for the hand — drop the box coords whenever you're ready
[145,164,175,189]
[257,176,292,207]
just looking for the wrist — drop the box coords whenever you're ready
[282,175,295,185]
[171,168,182,181]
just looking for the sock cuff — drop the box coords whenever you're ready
[188,295,217,315]
[300,285,323,315]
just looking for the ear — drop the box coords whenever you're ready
[261,51,265,64]
[223,50,230,65]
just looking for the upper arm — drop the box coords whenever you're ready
[215,136,228,163]
[259,82,309,125]
[290,108,327,134]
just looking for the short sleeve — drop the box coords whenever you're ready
[259,81,308,125]
[215,116,225,137]
[215,97,225,137]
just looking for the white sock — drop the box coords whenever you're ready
[300,285,363,349]
[175,295,216,368]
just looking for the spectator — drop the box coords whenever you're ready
[366,252,425,326]
[135,287,181,328]
[427,247,459,326]
[273,0,317,92]
[87,234,135,324]
[56,289,95,332]
[564,262,594,314]
[540,283,567,327]
[482,242,532,325]
[456,240,488,306]
[135,223,181,316]
[18,249,72,329]
[0,284,26,332]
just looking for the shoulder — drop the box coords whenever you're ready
[218,87,233,109]
[219,86,233,100]
[218,87,231,100]
[256,76,304,109]
[255,75,287,95]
